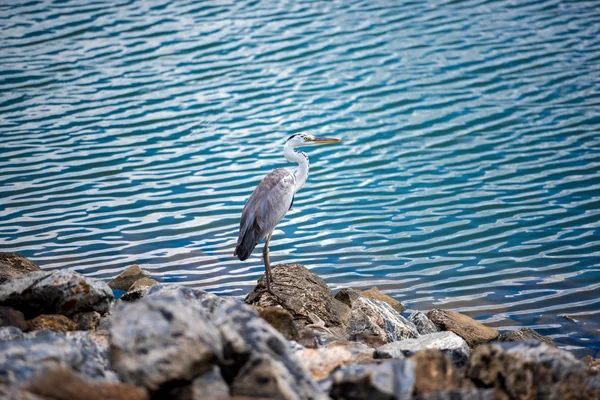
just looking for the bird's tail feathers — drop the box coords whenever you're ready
[234,228,258,261]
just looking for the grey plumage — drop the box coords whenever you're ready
[234,168,295,261]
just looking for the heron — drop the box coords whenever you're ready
[234,133,343,294]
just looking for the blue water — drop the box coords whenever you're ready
[1,0,599,356]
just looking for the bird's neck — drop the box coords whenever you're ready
[284,141,309,193]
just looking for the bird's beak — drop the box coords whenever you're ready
[311,137,343,144]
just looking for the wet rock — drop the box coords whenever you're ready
[245,263,350,329]
[374,332,470,367]
[414,389,494,400]
[498,327,555,346]
[361,287,405,313]
[0,329,116,386]
[72,311,101,330]
[296,346,352,380]
[411,350,460,395]
[347,297,419,344]
[121,277,159,302]
[334,288,362,308]
[145,284,226,315]
[25,367,148,400]
[326,341,375,364]
[0,305,27,330]
[581,355,600,370]
[255,306,300,341]
[427,309,498,348]
[214,299,326,400]
[0,252,41,284]
[107,264,149,291]
[329,359,416,400]
[409,311,439,335]
[467,340,600,400]
[27,314,77,333]
[109,295,222,390]
[0,270,113,318]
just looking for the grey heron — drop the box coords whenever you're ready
[234,133,343,294]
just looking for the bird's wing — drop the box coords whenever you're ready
[235,169,295,260]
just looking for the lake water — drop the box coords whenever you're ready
[1,0,599,356]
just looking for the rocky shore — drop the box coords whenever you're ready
[0,252,598,400]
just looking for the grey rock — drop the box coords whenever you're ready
[121,277,159,302]
[72,311,101,330]
[409,311,439,335]
[0,270,113,318]
[245,263,350,329]
[213,299,327,400]
[0,252,41,284]
[107,264,149,291]
[334,288,362,308]
[108,295,222,390]
[347,297,419,344]
[414,390,494,400]
[0,305,27,330]
[498,327,555,346]
[329,359,416,400]
[144,284,226,315]
[467,340,600,400]
[156,365,229,400]
[0,329,116,387]
[375,332,470,367]
[0,326,24,341]
[361,287,405,313]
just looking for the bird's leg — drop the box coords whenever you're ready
[263,232,274,294]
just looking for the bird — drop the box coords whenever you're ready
[234,133,343,294]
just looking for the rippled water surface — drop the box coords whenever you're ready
[1,0,600,355]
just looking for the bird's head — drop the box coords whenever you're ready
[286,133,343,147]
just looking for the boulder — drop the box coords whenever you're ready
[296,346,353,380]
[361,287,405,313]
[467,340,600,399]
[213,299,326,400]
[0,383,44,400]
[426,309,498,348]
[409,311,439,335]
[581,355,600,370]
[27,314,77,333]
[334,288,362,308]
[0,270,113,318]
[374,332,470,367]
[121,277,159,302]
[0,306,27,330]
[255,306,300,341]
[411,350,460,395]
[498,327,555,346]
[107,264,149,291]
[329,359,416,400]
[245,263,350,329]
[414,390,494,400]
[326,341,375,364]
[0,329,117,386]
[108,295,222,391]
[144,284,226,315]
[347,297,419,344]
[0,252,41,284]
[87,330,110,350]
[154,365,229,400]
[0,326,24,341]
[72,311,101,330]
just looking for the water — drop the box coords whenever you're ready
[1,0,599,356]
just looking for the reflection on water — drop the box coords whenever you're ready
[1,0,599,356]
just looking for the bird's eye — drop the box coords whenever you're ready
[304,137,310,141]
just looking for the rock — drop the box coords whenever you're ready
[296,346,352,380]
[411,350,459,395]
[409,311,439,335]
[581,355,600,370]
[25,367,148,400]
[255,306,300,341]
[108,295,222,391]
[361,287,405,313]
[87,330,110,350]
[72,311,101,330]
[498,327,555,346]
[329,359,416,400]
[0,325,24,341]
[154,365,229,400]
[326,341,375,364]
[27,314,77,333]
[467,340,600,400]
[245,263,350,329]
[414,389,494,400]
[144,284,226,315]
[0,270,113,318]
[0,252,41,284]
[213,299,326,400]
[107,264,149,291]
[374,332,470,367]
[427,309,498,348]
[121,277,159,302]
[334,288,362,308]
[0,329,117,386]
[347,297,419,344]
[0,306,27,330]
[0,383,44,400]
